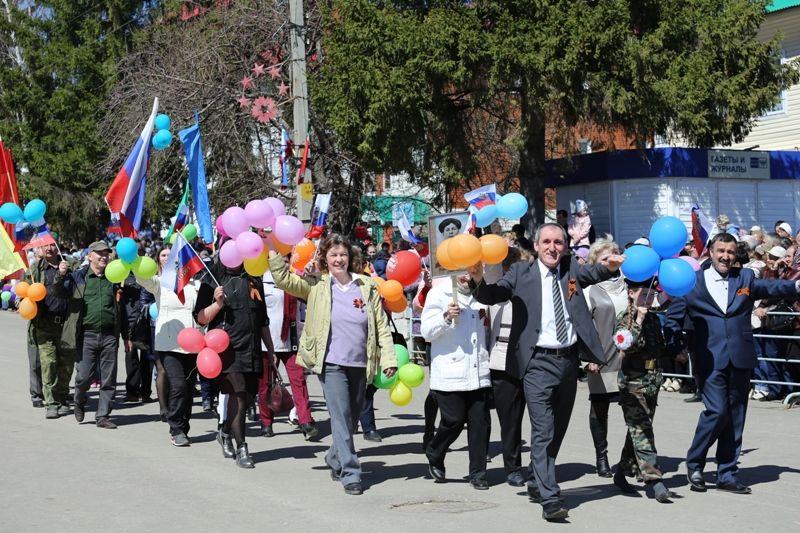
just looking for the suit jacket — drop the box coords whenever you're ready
[471,255,612,379]
[663,264,798,378]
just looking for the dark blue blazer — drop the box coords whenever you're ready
[663,264,798,378]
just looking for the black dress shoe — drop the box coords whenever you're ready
[717,481,751,494]
[32,399,44,408]
[300,422,319,441]
[261,425,275,438]
[542,504,569,521]
[614,469,637,494]
[527,484,542,503]
[74,403,85,423]
[596,453,612,478]
[235,443,255,469]
[684,394,701,403]
[217,430,235,458]
[363,430,382,442]
[428,464,446,483]
[687,469,706,492]
[344,482,363,495]
[506,471,526,487]
[470,477,489,490]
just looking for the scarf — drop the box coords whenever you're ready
[281,291,297,342]
[595,275,627,297]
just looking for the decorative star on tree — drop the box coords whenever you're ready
[277,82,290,96]
[268,66,281,79]
[252,63,265,77]
[237,95,251,108]
[251,96,277,124]
[260,50,273,62]
[240,75,254,89]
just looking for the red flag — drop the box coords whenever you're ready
[296,134,310,185]
[0,141,26,275]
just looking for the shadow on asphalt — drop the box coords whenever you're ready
[251,444,328,462]
[360,460,433,488]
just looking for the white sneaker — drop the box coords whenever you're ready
[751,390,766,401]
[288,406,299,426]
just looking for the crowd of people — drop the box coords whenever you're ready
[10,201,800,522]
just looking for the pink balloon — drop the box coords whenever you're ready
[205,328,230,353]
[197,348,222,379]
[235,230,264,259]
[219,239,243,268]
[177,327,206,353]
[215,214,227,238]
[677,255,701,271]
[221,206,249,237]
[263,197,286,218]
[273,215,306,245]
[244,199,275,229]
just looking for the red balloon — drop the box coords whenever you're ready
[197,348,222,379]
[177,327,206,353]
[205,328,230,353]
[386,250,422,287]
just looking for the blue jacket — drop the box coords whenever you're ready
[663,264,798,378]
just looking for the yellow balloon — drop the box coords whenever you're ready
[480,234,509,265]
[389,381,413,406]
[244,250,269,276]
[435,238,460,271]
[18,297,37,320]
[448,234,483,268]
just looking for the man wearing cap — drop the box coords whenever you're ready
[26,242,79,419]
[664,232,800,494]
[72,240,123,429]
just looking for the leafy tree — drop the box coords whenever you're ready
[314,0,799,225]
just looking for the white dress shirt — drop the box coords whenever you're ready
[704,267,729,313]
[536,259,577,348]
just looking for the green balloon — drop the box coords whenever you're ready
[398,362,425,388]
[182,224,198,241]
[1,291,10,302]
[372,367,399,389]
[168,233,177,245]
[132,256,158,278]
[394,344,410,367]
[105,259,130,283]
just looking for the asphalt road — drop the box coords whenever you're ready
[1,311,799,532]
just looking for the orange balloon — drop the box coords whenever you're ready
[27,282,47,302]
[448,234,483,268]
[290,238,316,271]
[15,281,29,298]
[371,275,386,290]
[436,239,460,271]
[480,234,509,265]
[380,279,404,302]
[18,297,37,320]
[267,235,293,256]
[385,296,408,313]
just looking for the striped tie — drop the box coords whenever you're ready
[551,269,568,344]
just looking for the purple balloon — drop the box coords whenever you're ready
[215,214,227,238]
[235,231,264,259]
[219,239,243,268]
[244,199,275,230]
[263,197,286,218]
[221,206,249,238]
[677,255,701,271]
[273,215,306,245]
[2,284,10,291]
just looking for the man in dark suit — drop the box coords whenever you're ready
[468,223,624,521]
[664,232,800,494]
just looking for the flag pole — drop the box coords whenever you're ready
[175,231,220,287]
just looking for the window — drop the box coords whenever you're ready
[763,52,789,117]
[578,139,592,154]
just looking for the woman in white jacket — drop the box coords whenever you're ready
[421,273,491,490]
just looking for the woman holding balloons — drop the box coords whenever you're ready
[268,233,397,495]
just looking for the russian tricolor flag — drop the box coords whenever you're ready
[16,219,56,251]
[691,203,713,256]
[464,184,497,210]
[160,233,204,304]
[173,203,189,233]
[105,98,159,237]
[307,193,330,239]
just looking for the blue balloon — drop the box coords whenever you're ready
[116,237,138,264]
[149,302,158,320]
[23,198,46,223]
[496,192,528,219]
[474,204,498,227]
[0,202,23,224]
[152,129,172,151]
[658,258,696,296]
[621,245,660,282]
[154,114,171,131]
[648,216,688,259]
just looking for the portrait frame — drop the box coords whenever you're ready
[428,211,470,278]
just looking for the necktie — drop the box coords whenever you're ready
[551,269,568,344]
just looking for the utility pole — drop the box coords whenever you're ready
[289,0,313,221]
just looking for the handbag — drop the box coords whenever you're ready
[267,363,294,413]
[764,302,796,333]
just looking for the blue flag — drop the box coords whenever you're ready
[178,112,213,244]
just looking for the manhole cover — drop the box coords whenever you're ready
[390,500,498,513]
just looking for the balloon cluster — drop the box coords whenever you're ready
[373,344,425,406]
[105,237,159,283]
[217,197,309,275]
[0,197,48,228]
[620,216,697,297]
[168,223,198,245]
[0,283,14,304]
[177,327,230,378]
[436,233,509,271]
[14,281,47,320]
[471,192,528,227]
[376,250,424,313]
[152,114,173,151]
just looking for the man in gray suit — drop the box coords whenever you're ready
[468,223,624,521]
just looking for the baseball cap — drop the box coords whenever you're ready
[768,245,787,259]
[88,240,111,253]
[633,237,650,246]
[778,222,793,235]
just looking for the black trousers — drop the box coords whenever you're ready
[426,388,491,479]
[125,345,152,397]
[160,351,196,436]
[75,331,119,419]
[523,351,579,508]
[491,369,526,475]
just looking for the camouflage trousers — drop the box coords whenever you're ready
[617,369,664,481]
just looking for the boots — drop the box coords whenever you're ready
[589,409,611,477]
[614,468,637,494]
[217,430,235,459]
[646,480,672,503]
[596,453,612,478]
[236,443,255,469]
